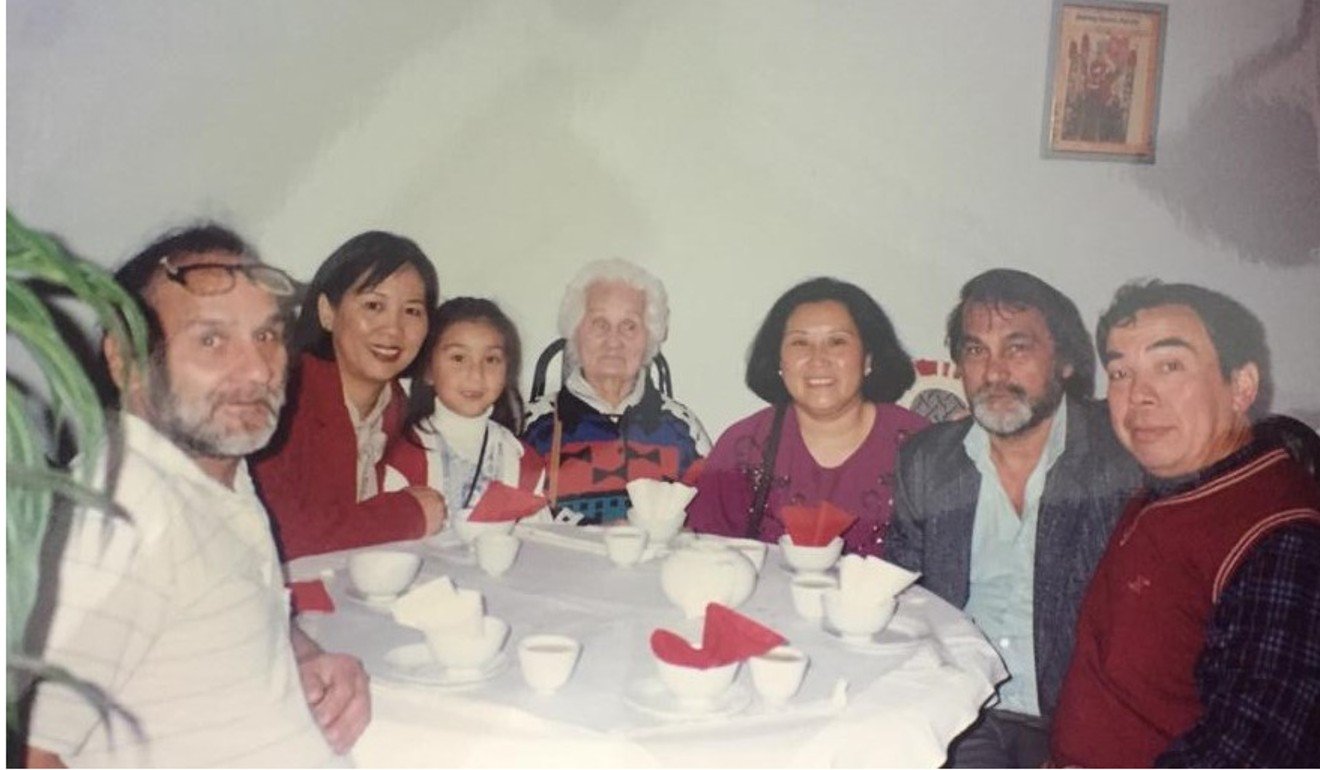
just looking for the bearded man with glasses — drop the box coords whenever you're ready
[25,225,370,767]
[887,269,1142,767]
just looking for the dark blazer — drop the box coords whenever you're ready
[887,397,1142,720]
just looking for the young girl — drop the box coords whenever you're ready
[383,298,544,515]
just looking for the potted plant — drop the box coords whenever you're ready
[6,211,148,729]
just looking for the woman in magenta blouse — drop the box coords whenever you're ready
[687,277,928,557]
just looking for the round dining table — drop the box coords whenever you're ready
[288,522,1007,767]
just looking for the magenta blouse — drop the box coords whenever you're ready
[687,403,928,558]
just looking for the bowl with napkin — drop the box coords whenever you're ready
[392,576,509,673]
[625,478,697,545]
[822,554,920,643]
[777,501,857,574]
[649,603,786,708]
[453,481,547,544]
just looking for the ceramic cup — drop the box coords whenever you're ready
[475,532,520,577]
[749,645,809,705]
[517,634,582,694]
[789,573,838,621]
[347,551,422,599]
[604,526,648,566]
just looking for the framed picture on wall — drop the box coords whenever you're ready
[1042,1,1167,163]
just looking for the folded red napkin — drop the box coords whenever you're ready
[650,603,786,669]
[780,501,857,546]
[468,481,547,523]
[289,580,335,614]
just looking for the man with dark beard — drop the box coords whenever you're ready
[25,226,370,767]
[888,269,1141,767]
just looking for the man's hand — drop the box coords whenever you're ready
[405,486,448,535]
[297,651,371,754]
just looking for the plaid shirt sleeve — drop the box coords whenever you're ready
[1156,522,1320,767]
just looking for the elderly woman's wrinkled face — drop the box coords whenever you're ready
[574,280,648,390]
[780,300,870,420]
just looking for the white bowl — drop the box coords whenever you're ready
[626,507,685,545]
[822,591,896,640]
[654,658,740,706]
[778,535,844,574]
[347,551,422,598]
[424,616,510,673]
[453,517,516,545]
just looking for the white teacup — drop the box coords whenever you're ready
[517,634,582,694]
[604,526,648,566]
[789,573,838,621]
[347,551,422,599]
[750,645,809,705]
[475,532,520,576]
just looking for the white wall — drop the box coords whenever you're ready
[9,0,1319,435]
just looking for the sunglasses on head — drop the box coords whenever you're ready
[159,256,296,297]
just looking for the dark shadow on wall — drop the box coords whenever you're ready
[1134,0,1320,267]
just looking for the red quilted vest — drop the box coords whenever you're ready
[1050,447,1320,767]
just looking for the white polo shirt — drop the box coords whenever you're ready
[27,413,341,767]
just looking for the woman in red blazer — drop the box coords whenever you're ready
[253,231,446,559]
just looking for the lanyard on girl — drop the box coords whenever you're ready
[462,425,491,509]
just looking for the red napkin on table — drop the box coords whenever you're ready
[780,501,857,546]
[650,603,786,669]
[468,481,547,523]
[289,580,335,614]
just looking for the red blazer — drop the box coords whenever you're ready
[252,353,425,560]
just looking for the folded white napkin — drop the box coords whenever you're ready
[391,576,484,636]
[625,478,696,523]
[837,554,920,603]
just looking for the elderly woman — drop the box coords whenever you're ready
[523,259,711,525]
[253,231,447,559]
[687,277,928,557]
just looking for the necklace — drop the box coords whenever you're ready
[461,425,491,509]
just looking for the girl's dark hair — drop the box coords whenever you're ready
[405,297,526,435]
[290,231,439,366]
[745,277,916,404]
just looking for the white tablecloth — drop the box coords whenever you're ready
[289,526,1006,767]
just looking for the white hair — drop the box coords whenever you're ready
[557,258,669,369]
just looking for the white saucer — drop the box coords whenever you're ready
[623,677,752,721]
[378,643,509,689]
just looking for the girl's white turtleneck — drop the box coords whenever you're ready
[429,399,492,461]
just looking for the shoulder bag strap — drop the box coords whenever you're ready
[745,403,788,539]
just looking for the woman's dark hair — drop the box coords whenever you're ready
[1096,279,1273,418]
[290,231,440,364]
[945,268,1096,401]
[745,277,916,404]
[405,297,526,434]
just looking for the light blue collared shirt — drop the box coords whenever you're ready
[961,398,1068,717]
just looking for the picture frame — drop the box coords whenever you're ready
[1042,1,1167,163]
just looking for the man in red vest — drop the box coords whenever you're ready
[1050,280,1320,766]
